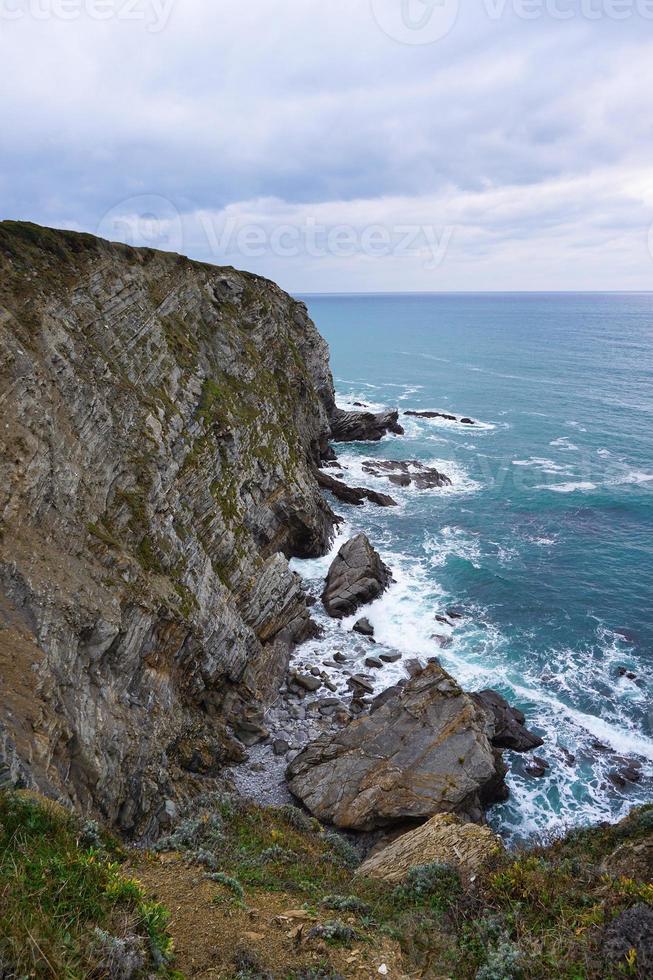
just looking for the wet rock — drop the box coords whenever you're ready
[432,634,453,649]
[608,759,643,789]
[322,534,392,619]
[446,608,466,619]
[365,657,383,670]
[356,813,503,887]
[435,614,453,625]
[472,690,544,752]
[353,617,375,637]
[404,410,457,421]
[362,459,451,489]
[316,469,397,508]
[291,673,323,693]
[525,757,550,778]
[405,658,423,677]
[330,407,404,442]
[347,674,375,696]
[602,904,653,976]
[380,652,402,664]
[287,663,510,830]
[333,652,348,664]
[460,417,475,425]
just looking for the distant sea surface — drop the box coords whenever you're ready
[293,292,653,842]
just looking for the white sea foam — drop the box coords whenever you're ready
[405,411,496,432]
[535,481,597,493]
[512,458,573,475]
[550,437,579,451]
[423,527,482,569]
[334,452,481,498]
[611,470,653,486]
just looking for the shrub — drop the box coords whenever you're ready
[320,895,372,916]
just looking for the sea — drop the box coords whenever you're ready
[290,292,653,844]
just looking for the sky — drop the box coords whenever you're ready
[2,0,653,292]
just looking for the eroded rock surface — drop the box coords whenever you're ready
[322,534,392,619]
[330,408,404,442]
[362,459,452,490]
[286,663,509,830]
[356,813,503,885]
[472,690,544,752]
[0,221,339,834]
[315,469,397,508]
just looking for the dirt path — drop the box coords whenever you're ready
[129,852,409,979]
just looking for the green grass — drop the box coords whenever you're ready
[154,795,653,980]
[0,791,178,978]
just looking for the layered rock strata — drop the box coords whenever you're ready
[0,221,342,834]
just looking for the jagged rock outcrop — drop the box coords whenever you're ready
[0,221,340,834]
[322,534,392,619]
[286,663,511,829]
[315,469,397,508]
[330,407,404,442]
[472,690,544,752]
[361,459,452,489]
[356,813,503,885]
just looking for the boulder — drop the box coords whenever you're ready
[286,663,509,830]
[322,534,392,619]
[472,690,543,752]
[330,408,404,442]
[355,813,503,886]
[353,617,375,637]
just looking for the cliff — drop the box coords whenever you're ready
[0,221,338,835]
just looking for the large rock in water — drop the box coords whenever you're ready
[322,534,392,618]
[330,407,404,442]
[356,813,503,886]
[286,663,509,829]
[0,221,339,834]
[472,690,544,752]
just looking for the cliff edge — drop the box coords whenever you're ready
[0,222,338,834]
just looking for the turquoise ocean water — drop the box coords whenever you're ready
[292,292,653,842]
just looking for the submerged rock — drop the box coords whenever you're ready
[330,407,404,442]
[286,663,510,830]
[322,534,392,619]
[356,813,503,886]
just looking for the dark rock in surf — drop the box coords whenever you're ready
[330,407,404,442]
[473,690,544,753]
[353,617,375,637]
[362,458,451,489]
[322,534,392,619]
[315,469,397,508]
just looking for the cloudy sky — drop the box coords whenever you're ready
[3,0,653,291]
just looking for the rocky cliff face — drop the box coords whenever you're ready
[0,221,338,835]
